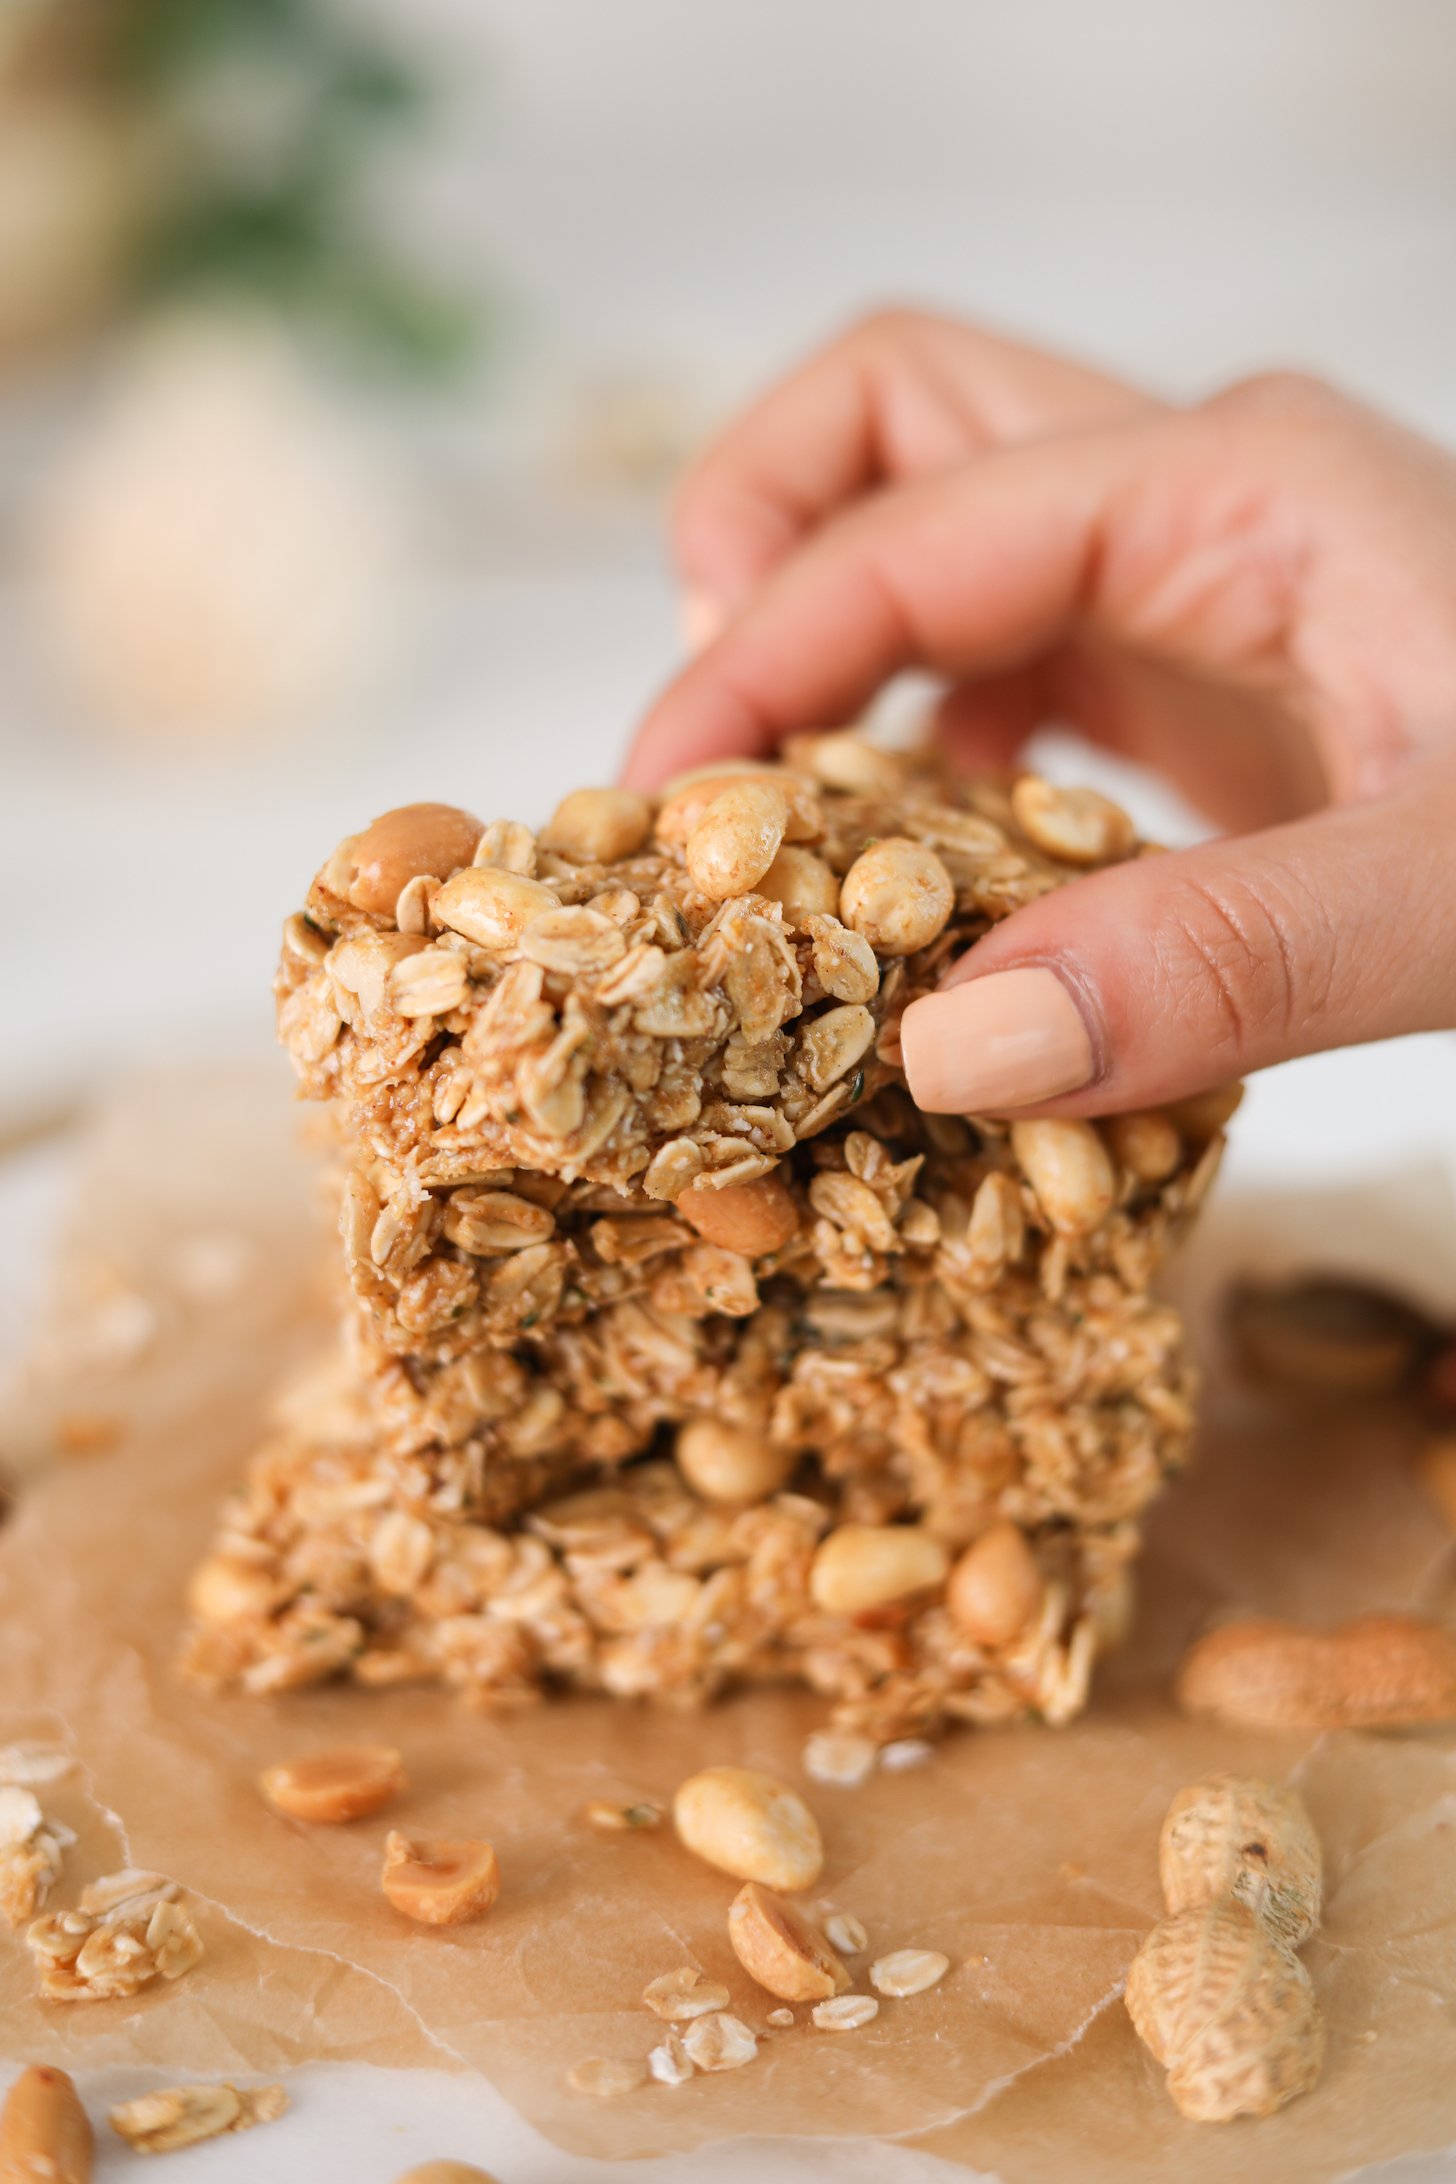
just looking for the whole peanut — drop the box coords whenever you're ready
[1125,1899,1323,2123]
[1177,1613,1456,1729]
[0,2066,93,2183]
[1159,1775,1322,1948]
[338,803,483,917]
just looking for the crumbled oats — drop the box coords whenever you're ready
[643,1968,732,2022]
[647,2033,694,2085]
[879,1739,934,1773]
[811,1994,879,2031]
[802,1732,877,1788]
[109,2081,288,2153]
[0,1785,73,1928]
[823,1913,868,1956]
[27,1870,203,2001]
[567,2056,648,2098]
[680,2011,758,2072]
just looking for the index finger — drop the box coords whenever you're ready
[674,310,1156,617]
[628,421,1141,790]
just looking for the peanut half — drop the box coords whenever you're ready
[381,1834,501,1926]
[1125,1900,1323,2123]
[1160,1775,1322,1948]
[1176,1613,1456,1730]
[338,803,483,917]
[673,1766,824,1890]
[677,1170,800,1256]
[259,1745,406,1824]
[727,1883,849,2002]
[395,2165,501,2184]
[0,2065,93,2183]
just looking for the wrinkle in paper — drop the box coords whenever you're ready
[0,1069,1454,2180]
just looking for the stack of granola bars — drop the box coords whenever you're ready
[182,735,1229,1742]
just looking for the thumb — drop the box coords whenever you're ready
[900,773,1456,1117]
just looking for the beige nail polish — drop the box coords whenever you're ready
[900,968,1094,1115]
[681,589,725,653]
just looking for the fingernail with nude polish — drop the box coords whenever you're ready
[900,967,1095,1114]
[681,588,725,653]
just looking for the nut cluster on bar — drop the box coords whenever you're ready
[183,735,1230,1739]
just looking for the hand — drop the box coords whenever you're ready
[623,310,1456,1117]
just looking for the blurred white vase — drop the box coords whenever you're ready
[26,316,412,747]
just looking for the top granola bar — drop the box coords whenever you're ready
[275,736,1142,1201]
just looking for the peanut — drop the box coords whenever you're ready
[838,839,953,956]
[381,1832,500,1926]
[946,1523,1044,1647]
[1226,1276,1430,1395]
[809,1524,949,1617]
[685,780,789,900]
[338,803,483,917]
[1101,1110,1184,1184]
[758,845,841,925]
[1010,776,1134,865]
[0,2065,92,2183]
[395,2166,501,2184]
[673,1766,823,1890]
[783,729,904,796]
[431,868,561,953]
[678,1170,800,1256]
[107,2083,287,2155]
[655,763,820,847]
[185,1553,278,1626]
[1010,1118,1115,1236]
[259,1745,406,1824]
[1177,1613,1456,1729]
[675,1418,795,1504]
[1160,1775,1322,1948]
[642,1968,731,2020]
[727,1882,849,2002]
[540,787,652,864]
[1417,1434,1456,1532]
[1125,1900,1323,2123]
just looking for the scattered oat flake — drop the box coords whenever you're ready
[109,2081,288,2153]
[648,2034,694,2085]
[824,1912,868,1955]
[681,2012,758,2071]
[568,2056,648,2098]
[802,1731,877,1788]
[643,1968,731,2021]
[870,1949,950,1997]
[766,2007,795,2028]
[812,1994,879,2031]
[0,1787,44,1846]
[0,1744,75,1788]
[879,1739,934,1773]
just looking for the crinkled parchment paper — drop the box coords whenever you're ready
[2,1068,1455,2179]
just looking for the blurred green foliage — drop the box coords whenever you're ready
[111,0,478,374]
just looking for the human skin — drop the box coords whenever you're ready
[623,311,1456,1117]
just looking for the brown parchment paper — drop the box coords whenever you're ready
[3,1066,1456,2180]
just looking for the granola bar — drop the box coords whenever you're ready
[185,741,1229,1733]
